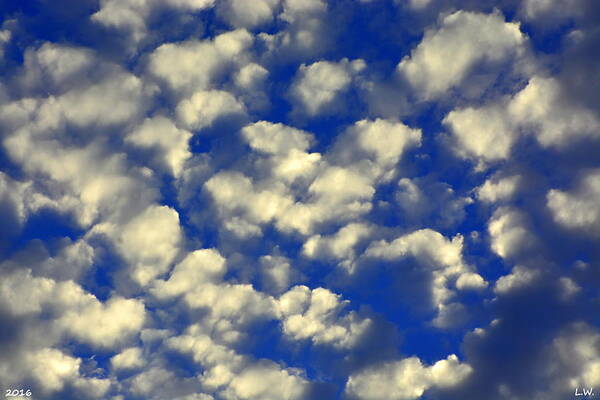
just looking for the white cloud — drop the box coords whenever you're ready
[241,121,314,155]
[345,354,472,400]
[277,285,371,349]
[204,171,294,237]
[147,29,253,97]
[92,0,215,45]
[550,323,600,389]
[363,229,486,326]
[398,10,526,100]
[217,0,280,29]
[224,362,309,400]
[126,116,192,177]
[58,296,146,348]
[508,77,600,148]
[259,0,328,59]
[477,175,521,203]
[331,119,421,178]
[547,169,600,235]
[111,347,146,371]
[494,265,540,295]
[456,272,488,291]
[234,63,269,90]
[176,90,246,131]
[27,348,82,392]
[302,222,373,262]
[488,207,537,260]
[443,100,516,163]
[259,255,299,294]
[21,43,96,92]
[152,249,227,299]
[445,76,600,164]
[104,205,183,286]
[365,229,465,269]
[290,58,365,116]
[166,326,311,398]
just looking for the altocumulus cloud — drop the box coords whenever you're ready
[0,1,600,399]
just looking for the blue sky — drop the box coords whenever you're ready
[1,1,600,399]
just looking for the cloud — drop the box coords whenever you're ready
[444,76,600,164]
[360,229,487,327]
[58,295,146,348]
[398,10,526,100]
[147,29,253,97]
[92,0,215,45]
[125,116,192,177]
[151,249,227,299]
[345,354,472,400]
[176,90,247,131]
[289,58,366,116]
[259,0,329,60]
[547,169,600,236]
[277,285,371,349]
[216,0,280,29]
[111,347,146,371]
[476,175,520,203]
[487,207,538,260]
[100,204,183,286]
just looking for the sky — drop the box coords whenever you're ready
[0,0,600,399]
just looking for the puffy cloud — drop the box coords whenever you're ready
[20,43,96,92]
[445,76,600,164]
[111,347,146,371]
[102,205,183,286]
[234,63,269,91]
[26,348,90,393]
[0,269,145,351]
[92,0,215,45]
[259,255,300,294]
[126,116,192,176]
[547,169,600,235]
[217,0,280,29]
[183,283,277,325]
[394,177,473,229]
[302,223,373,262]
[477,175,521,203]
[362,229,486,326]
[508,76,600,148]
[494,265,540,295]
[331,119,421,178]
[204,171,294,237]
[152,249,227,299]
[166,326,312,398]
[277,285,371,348]
[364,229,465,269]
[259,0,329,59]
[224,362,309,400]
[398,10,526,100]
[147,29,253,97]
[176,90,247,131]
[488,207,537,260]
[345,354,472,400]
[241,121,314,155]
[443,100,516,163]
[59,296,146,348]
[550,322,600,389]
[289,58,366,116]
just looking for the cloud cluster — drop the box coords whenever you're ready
[1,0,599,399]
